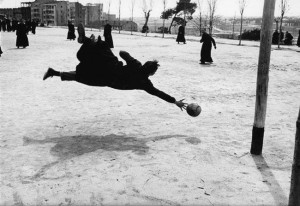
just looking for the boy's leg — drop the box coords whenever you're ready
[60,71,76,81]
[43,68,76,81]
[77,23,90,44]
[119,51,142,67]
[43,68,60,80]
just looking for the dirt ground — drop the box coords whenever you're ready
[0,27,299,206]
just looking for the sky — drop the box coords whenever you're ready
[0,0,299,18]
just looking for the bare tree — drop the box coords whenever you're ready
[129,0,136,35]
[232,13,236,39]
[118,0,121,33]
[161,0,167,38]
[142,0,153,35]
[207,0,218,35]
[238,0,247,45]
[190,14,208,35]
[277,0,289,48]
[197,0,203,36]
[107,0,112,21]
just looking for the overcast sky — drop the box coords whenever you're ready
[1,0,299,18]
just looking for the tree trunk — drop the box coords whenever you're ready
[288,108,300,206]
[199,12,202,36]
[168,14,176,34]
[232,18,235,39]
[278,16,283,48]
[162,19,165,38]
[251,0,276,155]
[239,14,243,45]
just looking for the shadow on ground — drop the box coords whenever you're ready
[22,134,200,181]
[24,134,196,159]
[252,155,288,206]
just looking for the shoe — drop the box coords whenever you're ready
[90,34,95,42]
[77,23,85,44]
[119,50,132,62]
[43,68,55,80]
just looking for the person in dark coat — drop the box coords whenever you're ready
[297,30,300,47]
[16,20,29,48]
[284,31,293,45]
[6,19,12,32]
[12,19,18,32]
[0,46,3,57]
[272,30,279,44]
[67,21,76,40]
[1,19,7,32]
[200,29,216,64]
[31,20,37,34]
[104,23,114,48]
[42,23,187,110]
[176,25,186,44]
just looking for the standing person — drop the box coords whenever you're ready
[6,18,12,32]
[297,30,300,47]
[43,23,187,111]
[12,19,18,32]
[176,25,186,44]
[16,20,29,49]
[284,31,293,45]
[104,22,114,48]
[200,29,216,64]
[1,18,7,32]
[272,30,279,44]
[31,20,37,34]
[0,46,2,57]
[67,20,76,40]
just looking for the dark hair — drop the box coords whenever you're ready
[142,60,160,76]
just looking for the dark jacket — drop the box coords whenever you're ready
[16,22,29,47]
[67,23,76,40]
[75,39,175,103]
[200,32,216,63]
[104,24,114,48]
[176,26,186,43]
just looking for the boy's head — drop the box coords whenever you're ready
[142,60,160,76]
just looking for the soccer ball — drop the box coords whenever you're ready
[186,103,201,117]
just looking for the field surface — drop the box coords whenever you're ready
[1,27,300,206]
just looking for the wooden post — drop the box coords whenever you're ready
[250,0,276,155]
[288,108,300,206]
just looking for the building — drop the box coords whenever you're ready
[42,1,68,26]
[68,2,85,26]
[0,7,31,21]
[31,0,53,23]
[102,12,116,21]
[84,3,103,26]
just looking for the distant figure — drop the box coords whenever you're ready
[297,30,300,47]
[284,31,293,45]
[1,18,7,32]
[67,21,76,40]
[176,25,186,44]
[31,20,37,34]
[12,19,18,32]
[200,29,216,64]
[104,23,114,48]
[25,19,31,34]
[16,20,29,48]
[6,18,12,32]
[142,25,149,33]
[0,46,3,57]
[272,30,279,44]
